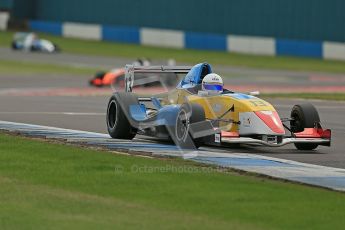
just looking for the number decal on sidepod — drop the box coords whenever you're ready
[249,100,267,107]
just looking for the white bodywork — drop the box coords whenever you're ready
[39,39,55,52]
[239,112,281,136]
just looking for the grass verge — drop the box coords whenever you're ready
[1,132,345,230]
[1,31,345,73]
[0,59,97,75]
[262,93,345,101]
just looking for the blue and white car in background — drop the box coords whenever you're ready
[11,32,60,53]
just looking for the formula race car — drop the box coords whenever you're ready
[106,63,331,150]
[11,32,60,53]
[89,59,178,89]
[90,68,126,88]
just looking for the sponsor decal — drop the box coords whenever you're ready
[243,117,251,127]
[249,100,267,107]
[215,133,221,143]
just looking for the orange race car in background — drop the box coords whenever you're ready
[89,59,178,89]
[90,68,126,88]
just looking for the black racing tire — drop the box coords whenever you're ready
[294,142,319,151]
[290,103,320,150]
[11,41,18,50]
[171,103,206,149]
[106,92,138,139]
[53,44,61,53]
[30,45,36,51]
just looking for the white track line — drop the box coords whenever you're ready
[1,120,345,191]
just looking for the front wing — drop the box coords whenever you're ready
[204,127,331,147]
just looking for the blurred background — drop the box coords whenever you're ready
[0,0,344,131]
[1,0,345,58]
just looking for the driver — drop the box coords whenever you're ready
[200,73,224,96]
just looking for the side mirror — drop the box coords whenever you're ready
[249,91,260,96]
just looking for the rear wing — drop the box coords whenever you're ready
[124,65,192,92]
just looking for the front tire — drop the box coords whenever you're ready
[106,92,138,139]
[53,43,60,52]
[290,103,320,150]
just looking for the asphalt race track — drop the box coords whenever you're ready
[1,47,345,93]
[0,49,345,168]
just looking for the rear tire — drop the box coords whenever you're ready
[290,103,320,150]
[106,92,138,139]
[11,41,18,50]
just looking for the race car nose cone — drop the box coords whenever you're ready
[255,111,285,134]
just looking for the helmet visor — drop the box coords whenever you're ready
[203,84,223,91]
